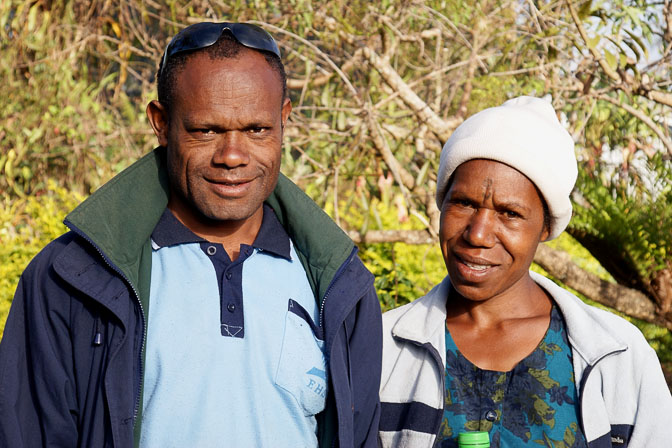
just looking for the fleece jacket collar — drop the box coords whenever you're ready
[393,272,628,369]
[64,146,356,311]
[529,272,628,365]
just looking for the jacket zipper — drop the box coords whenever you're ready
[577,348,626,439]
[319,246,358,328]
[67,223,147,424]
[317,245,360,448]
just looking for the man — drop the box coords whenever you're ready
[0,22,381,447]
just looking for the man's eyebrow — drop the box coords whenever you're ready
[243,121,272,128]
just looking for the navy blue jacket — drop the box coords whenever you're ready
[0,148,382,447]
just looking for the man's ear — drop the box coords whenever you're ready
[146,100,169,147]
[280,97,292,129]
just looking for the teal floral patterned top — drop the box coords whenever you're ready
[437,306,587,448]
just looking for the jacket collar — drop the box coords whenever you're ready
[391,276,451,365]
[391,272,628,368]
[529,271,628,365]
[63,146,355,306]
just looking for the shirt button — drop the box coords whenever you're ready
[206,246,216,256]
[485,410,497,422]
[227,303,236,313]
[225,272,232,280]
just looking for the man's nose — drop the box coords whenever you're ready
[213,132,249,167]
[463,208,496,247]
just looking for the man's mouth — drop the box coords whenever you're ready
[205,177,254,197]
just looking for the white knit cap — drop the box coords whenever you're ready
[435,96,577,240]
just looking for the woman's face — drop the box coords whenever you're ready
[439,159,549,302]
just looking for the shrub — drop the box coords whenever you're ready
[0,182,83,338]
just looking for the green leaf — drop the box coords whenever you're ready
[587,35,601,50]
[624,29,649,60]
[604,49,617,71]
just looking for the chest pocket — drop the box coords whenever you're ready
[275,299,328,416]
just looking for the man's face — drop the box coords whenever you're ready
[149,49,291,228]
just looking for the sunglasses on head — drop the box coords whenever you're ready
[159,22,280,77]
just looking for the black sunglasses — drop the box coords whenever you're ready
[159,22,280,77]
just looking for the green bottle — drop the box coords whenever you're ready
[457,431,490,448]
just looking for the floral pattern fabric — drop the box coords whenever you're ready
[437,306,587,448]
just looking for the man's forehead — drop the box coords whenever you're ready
[169,49,285,117]
[179,49,275,83]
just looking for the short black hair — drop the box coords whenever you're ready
[156,31,287,117]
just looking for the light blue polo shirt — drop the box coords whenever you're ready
[139,206,327,447]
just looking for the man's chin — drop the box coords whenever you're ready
[197,203,264,225]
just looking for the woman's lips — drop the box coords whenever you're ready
[454,254,497,279]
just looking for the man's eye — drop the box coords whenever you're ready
[505,210,521,218]
[197,129,214,135]
[249,127,267,134]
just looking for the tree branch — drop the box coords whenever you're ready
[534,244,671,329]
[346,227,670,329]
[597,94,672,156]
[566,0,621,83]
[365,107,417,191]
[287,56,359,90]
[361,45,460,142]
[347,229,435,245]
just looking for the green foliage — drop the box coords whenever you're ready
[322,189,445,311]
[0,182,83,338]
[0,1,153,196]
[571,151,672,279]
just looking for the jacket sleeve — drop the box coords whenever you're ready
[0,248,79,447]
[628,344,672,446]
[346,281,383,448]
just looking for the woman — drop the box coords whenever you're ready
[378,96,672,448]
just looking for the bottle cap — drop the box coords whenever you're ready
[458,431,490,447]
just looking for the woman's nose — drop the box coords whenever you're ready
[463,208,496,247]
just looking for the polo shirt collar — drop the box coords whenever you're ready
[151,204,291,260]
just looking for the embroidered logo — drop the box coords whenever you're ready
[611,436,625,445]
[220,324,243,337]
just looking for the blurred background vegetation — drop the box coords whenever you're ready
[1,0,671,385]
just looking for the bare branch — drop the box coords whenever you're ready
[347,229,435,245]
[597,94,672,156]
[287,56,360,90]
[362,46,460,141]
[251,21,361,102]
[645,89,672,108]
[365,107,416,191]
[535,244,671,330]
[345,227,669,329]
